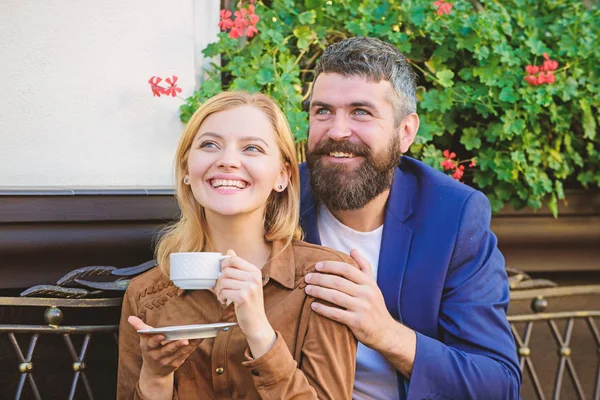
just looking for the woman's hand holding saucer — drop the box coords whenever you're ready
[127,316,199,377]
[215,249,276,359]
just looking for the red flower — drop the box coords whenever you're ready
[525,65,539,75]
[469,159,477,167]
[544,71,556,84]
[443,149,456,159]
[541,59,558,72]
[524,75,539,86]
[452,165,465,180]
[229,27,244,39]
[433,0,453,15]
[248,12,259,25]
[221,2,260,40]
[218,9,234,31]
[441,159,456,170]
[245,25,258,38]
[537,72,547,84]
[148,76,165,97]
[163,76,182,97]
[441,149,457,170]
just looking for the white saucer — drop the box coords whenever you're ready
[137,322,237,341]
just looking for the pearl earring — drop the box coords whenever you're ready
[183,177,190,184]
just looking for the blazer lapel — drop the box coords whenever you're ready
[299,164,321,245]
[377,166,413,323]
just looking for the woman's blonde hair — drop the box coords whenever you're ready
[156,91,302,275]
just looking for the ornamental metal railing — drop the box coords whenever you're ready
[509,286,600,400]
[0,297,122,400]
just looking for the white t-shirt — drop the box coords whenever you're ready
[317,205,400,400]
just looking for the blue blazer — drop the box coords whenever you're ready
[300,157,521,399]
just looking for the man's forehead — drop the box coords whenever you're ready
[311,73,394,106]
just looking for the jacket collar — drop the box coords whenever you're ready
[175,239,296,297]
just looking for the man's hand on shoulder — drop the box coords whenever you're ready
[304,249,416,378]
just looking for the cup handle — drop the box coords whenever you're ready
[219,255,231,261]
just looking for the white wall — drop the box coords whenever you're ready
[0,0,219,187]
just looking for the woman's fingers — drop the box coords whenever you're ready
[128,315,152,330]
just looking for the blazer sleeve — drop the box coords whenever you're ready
[406,191,522,400]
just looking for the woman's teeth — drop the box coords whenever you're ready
[210,179,247,189]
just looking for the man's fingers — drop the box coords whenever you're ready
[350,249,375,279]
[313,261,367,284]
[304,272,358,297]
[310,301,354,326]
[305,284,359,310]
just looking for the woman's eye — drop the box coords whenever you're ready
[199,141,218,149]
[244,145,263,153]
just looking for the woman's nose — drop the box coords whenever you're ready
[216,149,241,169]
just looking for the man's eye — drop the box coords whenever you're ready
[315,108,330,115]
[354,109,370,116]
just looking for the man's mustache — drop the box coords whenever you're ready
[309,139,370,158]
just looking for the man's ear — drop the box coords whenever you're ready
[398,113,420,153]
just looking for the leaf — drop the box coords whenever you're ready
[256,68,275,85]
[579,99,597,140]
[460,127,482,150]
[298,10,316,25]
[499,86,518,104]
[293,26,316,50]
[435,69,455,88]
[548,193,558,218]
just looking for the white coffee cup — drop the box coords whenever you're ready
[170,252,230,290]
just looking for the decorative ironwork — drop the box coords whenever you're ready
[0,297,122,400]
[509,285,600,400]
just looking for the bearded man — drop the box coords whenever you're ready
[300,37,521,399]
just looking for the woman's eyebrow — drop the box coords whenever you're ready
[195,132,269,148]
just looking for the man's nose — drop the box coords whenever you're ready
[327,114,352,140]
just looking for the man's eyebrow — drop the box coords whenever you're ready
[310,100,377,109]
[348,101,377,109]
[195,132,269,147]
[310,101,332,109]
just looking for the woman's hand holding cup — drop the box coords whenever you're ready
[215,249,276,359]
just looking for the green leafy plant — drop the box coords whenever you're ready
[181,0,600,216]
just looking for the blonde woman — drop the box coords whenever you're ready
[117,91,357,399]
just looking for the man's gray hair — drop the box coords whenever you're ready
[312,37,418,124]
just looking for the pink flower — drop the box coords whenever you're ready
[163,76,182,97]
[452,165,465,180]
[245,25,258,38]
[434,0,453,15]
[148,76,165,97]
[441,149,457,171]
[525,65,539,75]
[218,9,234,31]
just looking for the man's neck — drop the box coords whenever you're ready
[205,211,272,268]
[329,189,390,232]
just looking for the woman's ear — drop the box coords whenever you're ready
[275,162,291,192]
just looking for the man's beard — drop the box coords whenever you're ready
[306,136,401,211]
